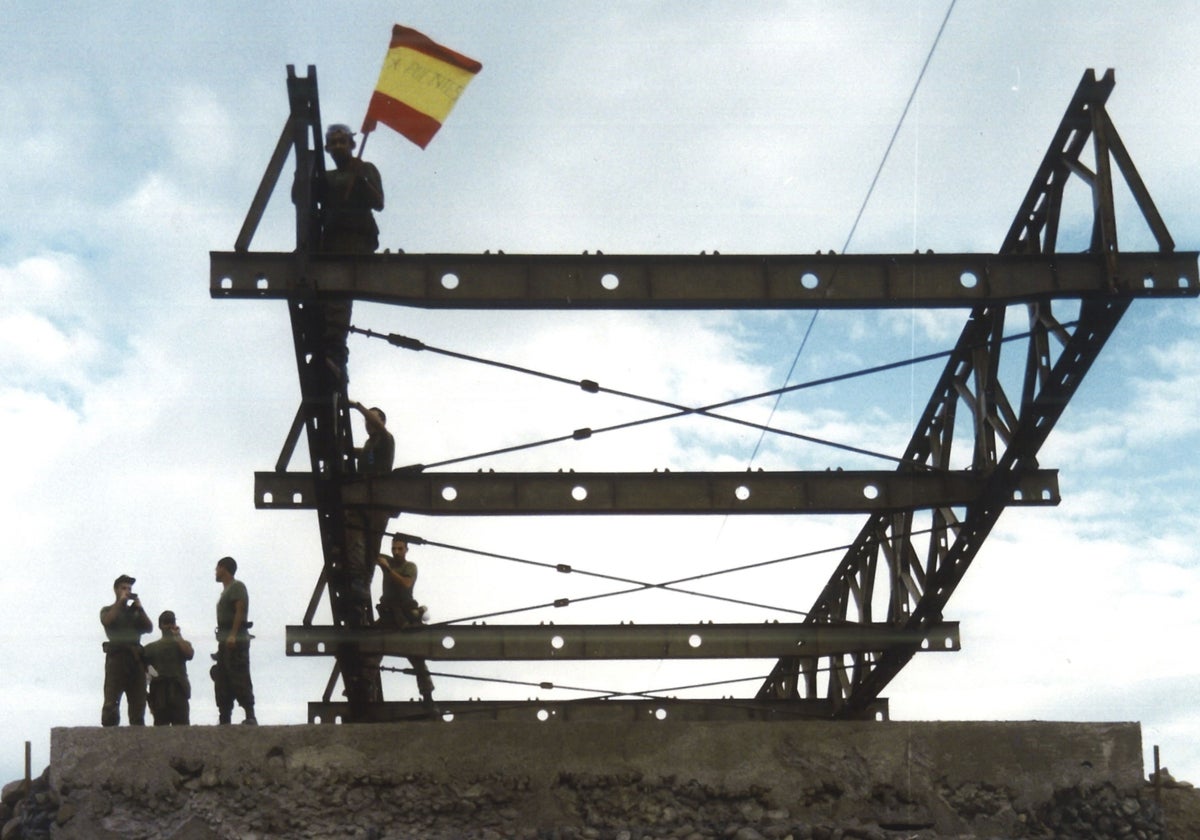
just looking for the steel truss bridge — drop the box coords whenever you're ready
[212,66,1197,723]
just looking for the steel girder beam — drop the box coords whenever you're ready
[255,469,1061,515]
[305,697,889,725]
[756,69,1192,714]
[285,621,960,660]
[210,249,1198,308]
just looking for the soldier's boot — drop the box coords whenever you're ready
[101,703,119,727]
[242,705,258,725]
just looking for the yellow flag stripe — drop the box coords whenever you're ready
[374,46,479,123]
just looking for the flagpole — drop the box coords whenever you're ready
[357,130,370,160]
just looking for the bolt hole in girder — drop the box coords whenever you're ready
[959,270,979,289]
[1014,484,1055,502]
[441,485,458,501]
[862,483,880,500]
[442,635,456,650]
[537,708,551,722]
[688,634,702,648]
[1143,273,1194,290]
[550,635,565,650]
[800,271,820,290]
[441,712,455,722]
[441,272,460,290]
[653,708,668,721]
[571,485,588,501]
[600,272,620,290]
[920,636,956,650]
[219,276,233,289]
[734,485,751,501]
[255,273,269,290]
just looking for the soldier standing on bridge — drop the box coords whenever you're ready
[377,536,434,706]
[314,123,384,376]
[346,400,395,625]
[100,574,153,726]
[212,556,256,725]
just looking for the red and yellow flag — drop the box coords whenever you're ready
[361,25,482,149]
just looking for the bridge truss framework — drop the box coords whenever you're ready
[212,67,1197,723]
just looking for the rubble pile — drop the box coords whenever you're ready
[1,770,55,840]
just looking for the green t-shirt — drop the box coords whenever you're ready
[216,580,249,635]
[99,604,150,647]
[142,636,192,684]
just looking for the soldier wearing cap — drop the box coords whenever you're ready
[142,609,194,726]
[292,122,386,377]
[317,123,385,254]
[99,574,153,726]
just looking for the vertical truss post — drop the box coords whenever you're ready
[277,66,374,717]
[758,69,1175,715]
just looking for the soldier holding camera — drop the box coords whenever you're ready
[99,574,153,726]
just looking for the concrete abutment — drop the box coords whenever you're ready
[41,720,1160,838]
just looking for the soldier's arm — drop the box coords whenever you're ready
[225,598,247,647]
[100,601,122,626]
[358,161,384,211]
[376,555,415,589]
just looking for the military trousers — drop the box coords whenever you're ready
[102,647,146,726]
[212,639,255,721]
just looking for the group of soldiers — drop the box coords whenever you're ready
[100,123,428,727]
[100,530,432,728]
[100,557,255,727]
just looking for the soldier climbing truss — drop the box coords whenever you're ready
[212,66,1198,723]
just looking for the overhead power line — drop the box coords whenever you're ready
[748,0,959,467]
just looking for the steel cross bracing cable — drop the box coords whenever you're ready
[348,322,1050,473]
[379,521,950,627]
[349,324,911,469]
[380,664,773,700]
[378,660,871,720]
[356,521,803,621]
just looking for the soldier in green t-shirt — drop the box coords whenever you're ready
[99,574,153,726]
[143,610,194,726]
[212,556,256,724]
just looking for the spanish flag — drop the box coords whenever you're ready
[361,25,482,149]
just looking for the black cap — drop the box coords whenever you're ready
[114,574,136,588]
[158,610,176,625]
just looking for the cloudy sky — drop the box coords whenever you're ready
[3,1,1200,787]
